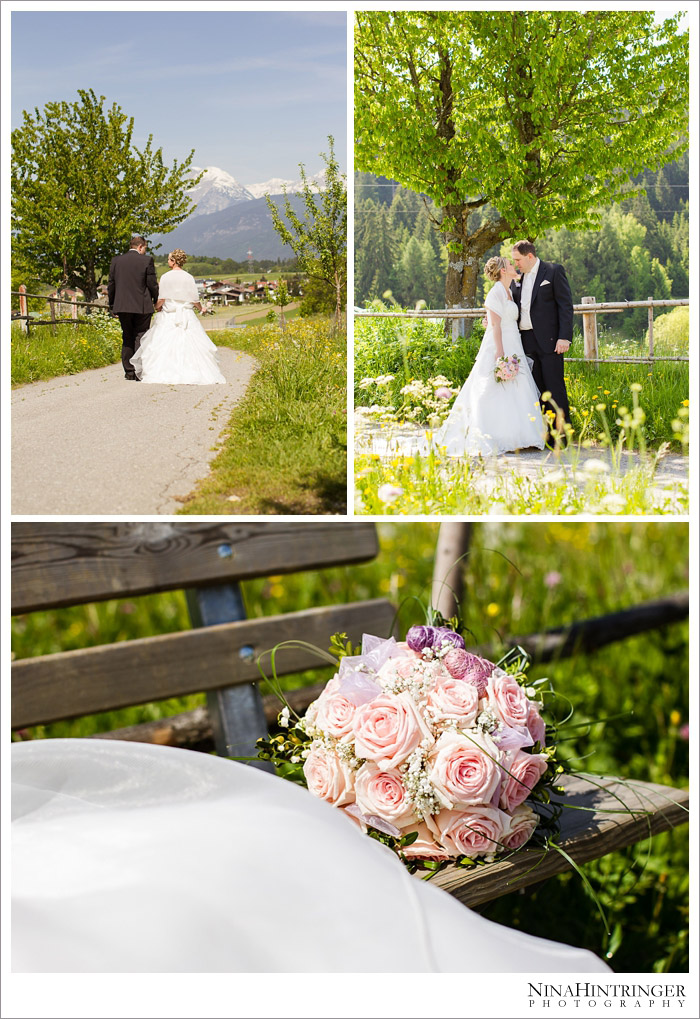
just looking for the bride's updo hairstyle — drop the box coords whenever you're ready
[169,249,188,268]
[484,256,508,282]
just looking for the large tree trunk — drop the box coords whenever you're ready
[441,213,509,337]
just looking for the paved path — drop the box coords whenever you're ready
[12,348,258,515]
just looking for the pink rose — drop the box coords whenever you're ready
[354,763,417,828]
[431,805,509,859]
[303,747,355,807]
[353,692,433,769]
[305,674,341,728]
[315,688,359,740]
[486,669,530,729]
[398,822,451,861]
[499,750,549,811]
[527,702,547,748]
[426,672,479,727]
[427,731,502,809]
[502,803,539,850]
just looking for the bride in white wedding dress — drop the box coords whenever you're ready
[130,249,226,385]
[437,257,545,456]
[12,738,611,973]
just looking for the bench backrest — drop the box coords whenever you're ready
[11,523,396,761]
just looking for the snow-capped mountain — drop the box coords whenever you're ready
[186,166,255,216]
[245,170,326,200]
[186,166,327,217]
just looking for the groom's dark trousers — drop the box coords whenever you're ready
[108,249,159,377]
[512,260,573,428]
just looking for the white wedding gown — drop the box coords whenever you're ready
[437,282,545,455]
[12,739,611,973]
[130,268,226,384]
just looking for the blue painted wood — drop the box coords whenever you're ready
[186,583,274,772]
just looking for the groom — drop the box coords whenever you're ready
[510,240,573,444]
[108,236,159,380]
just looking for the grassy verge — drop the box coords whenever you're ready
[11,522,689,971]
[355,316,689,448]
[178,316,347,514]
[11,315,122,385]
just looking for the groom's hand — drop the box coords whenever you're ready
[555,340,571,354]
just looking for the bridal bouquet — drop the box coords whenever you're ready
[494,355,521,383]
[257,625,561,872]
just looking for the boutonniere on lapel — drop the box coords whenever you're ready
[514,278,522,287]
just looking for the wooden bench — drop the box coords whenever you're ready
[11,522,689,908]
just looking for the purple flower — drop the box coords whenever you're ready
[434,627,466,651]
[406,625,433,652]
[462,654,496,696]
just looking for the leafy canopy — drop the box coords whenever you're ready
[266,137,347,329]
[355,11,689,238]
[12,88,202,297]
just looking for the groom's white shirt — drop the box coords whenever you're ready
[519,257,540,330]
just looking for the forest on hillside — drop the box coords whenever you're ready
[354,154,688,337]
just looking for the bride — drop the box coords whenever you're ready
[437,257,545,456]
[131,249,226,385]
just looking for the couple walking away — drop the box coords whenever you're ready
[438,240,573,456]
[108,237,225,385]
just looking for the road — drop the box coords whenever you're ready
[12,348,258,515]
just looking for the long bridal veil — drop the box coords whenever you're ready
[12,739,611,973]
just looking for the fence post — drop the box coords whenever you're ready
[18,284,28,334]
[49,298,57,333]
[71,295,78,327]
[647,296,654,365]
[581,296,598,367]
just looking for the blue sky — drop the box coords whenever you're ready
[10,10,347,185]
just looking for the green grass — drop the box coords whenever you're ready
[11,315,122,386]
[10,522,689,972]
[177,317,347,514]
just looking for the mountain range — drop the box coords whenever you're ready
[154,193,320,261]
[151,165,326,258]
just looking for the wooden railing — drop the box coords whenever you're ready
[11,287,108,335]
[355,297,689,363]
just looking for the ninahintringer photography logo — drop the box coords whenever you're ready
[528,983,687,1008]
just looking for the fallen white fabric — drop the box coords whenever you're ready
[12,739,611,973]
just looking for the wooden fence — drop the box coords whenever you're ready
[11,286,108,335]
[355,297,689,364]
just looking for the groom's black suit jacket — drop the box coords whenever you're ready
[510,260,574,353]
[108,250,159,314]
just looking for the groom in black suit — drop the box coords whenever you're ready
[108,236,159,380]
[510,240,573,443]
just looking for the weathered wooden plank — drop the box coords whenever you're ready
[87,683,327,751]
[431,774,689,908]
[11,599,396,728]
[11,523,380,614]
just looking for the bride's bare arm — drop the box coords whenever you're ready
[489,311,505,359]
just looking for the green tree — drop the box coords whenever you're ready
[11,89,202,301]
[266,137,346,330]
[355,11,688,315]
